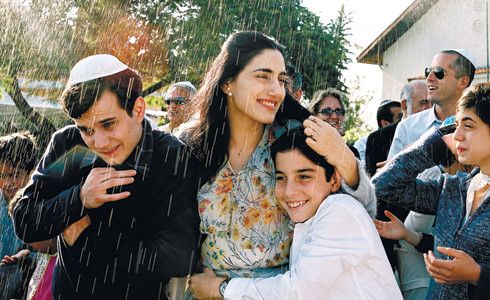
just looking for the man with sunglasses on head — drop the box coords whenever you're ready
[159,81,196,138]
[383,49,476,300]
[309,88,361,158]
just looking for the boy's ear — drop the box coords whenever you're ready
[329,170,342,193]
[133,96,147,123]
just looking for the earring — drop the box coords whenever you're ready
[228,91,233,96]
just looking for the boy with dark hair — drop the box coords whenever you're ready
[0,132,38,299]
[12,54,200,299]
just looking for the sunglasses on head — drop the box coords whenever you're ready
[318,108,345,117]
[424,67,447,80]
[164,97,187,105]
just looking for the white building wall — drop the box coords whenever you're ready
[381,0,488,100]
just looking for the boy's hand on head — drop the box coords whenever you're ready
[80,167,136,209]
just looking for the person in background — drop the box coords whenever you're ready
[366,82,429,177]
[159,81,197,137]
[286,64,303,101]
[382,49,476,300]
[0,132,39,299]
[373,82,490,299]
[309,88,360,158]
[189,127,401,299]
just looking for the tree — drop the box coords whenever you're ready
[1,0,353,145]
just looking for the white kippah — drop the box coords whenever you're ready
[66,54,128,88]
[444,49,477,68]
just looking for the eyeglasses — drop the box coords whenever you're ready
[164,97,187,105]
[317,108,345,117]
[424,67,447,80]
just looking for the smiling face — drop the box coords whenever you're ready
[453,108,490,174]
[74,90,145,165]
[166,87,191,124]
[427,53,464,106]
[274,149,340,223]
[224,49,288,126]
[316,96,345,135]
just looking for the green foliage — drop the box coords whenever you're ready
[343,94,372,145]
[0,0,354,131]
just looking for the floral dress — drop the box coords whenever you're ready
[198,126,291,278]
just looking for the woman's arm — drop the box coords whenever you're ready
[303,116,376,217]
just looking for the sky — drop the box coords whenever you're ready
[302,0,414,129]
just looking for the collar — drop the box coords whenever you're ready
[80,119,154,179]
[425,105,442,130]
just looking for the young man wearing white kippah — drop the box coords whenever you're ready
[12,54,201,299]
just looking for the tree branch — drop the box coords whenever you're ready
[5,76,57,150]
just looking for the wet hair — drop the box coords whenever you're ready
[376,100,401,128]
[441,50,476,87]
[309,88,345,114]
[271,128,335,181]
[185,31,308,180]
[60,68,143,119]
[0,131,39,171]
[457,83,490,127]
[286,64,302,93]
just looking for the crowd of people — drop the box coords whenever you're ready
[0,30,489,300]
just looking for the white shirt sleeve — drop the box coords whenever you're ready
[387,120,408,160]
[340,159,377,219]
[223,196,380,300]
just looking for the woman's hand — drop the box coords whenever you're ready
[374,210,407,240]
[189,267,226,299]
[303,116,359,188]
[424,247,481,285]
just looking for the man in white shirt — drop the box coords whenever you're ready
[386,49,476,300]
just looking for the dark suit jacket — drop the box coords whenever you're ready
[365,122,398,177]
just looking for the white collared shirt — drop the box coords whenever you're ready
[224,194,402,300]
[388,106,442,160]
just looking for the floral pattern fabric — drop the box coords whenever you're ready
[198,126,291,275]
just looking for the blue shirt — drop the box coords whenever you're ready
[0,192,23,258]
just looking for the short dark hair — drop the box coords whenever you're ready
[376,100,401,128]
[457,83,490,127]
[0,131,39,171]
[441,50,476,87]
[271,128,335,181]
[286,64,302,93]
[309,88,345,114]
[60,68,143,119]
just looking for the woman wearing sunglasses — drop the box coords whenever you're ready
[309,88,362,158]
[183,31,377,298]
